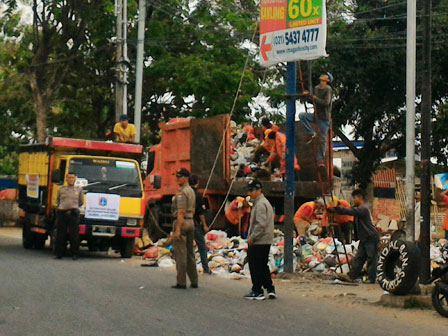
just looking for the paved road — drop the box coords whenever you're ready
[0,228,444,336]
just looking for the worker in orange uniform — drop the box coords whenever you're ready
[254,129,276,164]
[293,200,324,237]
[225,196,252,238]
[266,131,300,177]
[321,196,354,243]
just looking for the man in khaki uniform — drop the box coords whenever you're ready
[171,168,198,289]
[55,172,84,260]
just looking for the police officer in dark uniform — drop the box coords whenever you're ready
[55,172,84,260]
[171,168,198,289]
[189,174,211,274]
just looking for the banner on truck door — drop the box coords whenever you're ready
[26,174,39,199]
[85,193,120,221]
[260,0,327,67]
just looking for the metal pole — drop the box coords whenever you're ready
[420,0,432,284]
[115,0,124,122]
[284,61,297,273]
[405,0,416,240]
[122,0,128,117]
[134,0,146,144]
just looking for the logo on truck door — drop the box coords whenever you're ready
[99,197,108,206]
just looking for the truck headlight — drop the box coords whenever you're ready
[127,218,138,226]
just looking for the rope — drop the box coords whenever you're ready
[208,67,269,230]
[202,22,259,198]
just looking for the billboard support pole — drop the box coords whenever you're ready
[284,61,297,273]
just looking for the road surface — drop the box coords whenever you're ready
[0,228,445,336]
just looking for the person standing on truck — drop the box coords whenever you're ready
[189,174,211,275]
[327,189,380,284]
[113,114,136,143]
[266,131,300,177]
[171,168,199,289]
[55,172,84,260]
[245,179,276,300]
[299,73,332,167]
[293,200,324,237]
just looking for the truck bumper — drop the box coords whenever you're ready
[78,224,140,238]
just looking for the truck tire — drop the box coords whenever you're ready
[22,216,35,249]
[120,237,135,258]
[377,239,421,295]
[34,235,47,249]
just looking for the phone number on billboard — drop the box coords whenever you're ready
[273,28,320,46]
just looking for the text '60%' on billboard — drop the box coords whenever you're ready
[260,0,327,67]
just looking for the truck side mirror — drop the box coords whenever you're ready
[153,175,162,189]
[51,169,62,183]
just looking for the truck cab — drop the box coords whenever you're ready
[18,137,145,258]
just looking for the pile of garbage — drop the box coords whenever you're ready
[139,229,359,279]
[138,228,448,279]
[229,121,284,181]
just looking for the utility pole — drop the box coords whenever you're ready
[134,0,146,144]
[122,0,128,117]
[405,0,417,240]
[115,0,124,122]
[420,0,432,284]
[284,61,297,273]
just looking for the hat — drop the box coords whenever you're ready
[315,198,324,206]
[247,179,262,191]
[175,168,190,178]
[120,114,129,121]
[319,74,330,83]
[329,196,339,207]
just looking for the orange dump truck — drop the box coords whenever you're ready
[18,137,145,257]
[143,115,332,235]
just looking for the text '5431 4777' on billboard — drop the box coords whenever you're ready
[260,0,327,67]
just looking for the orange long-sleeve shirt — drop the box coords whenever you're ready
[321,200,354,227]
[294,201,316,223]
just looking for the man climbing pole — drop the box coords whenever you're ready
[299,73,333,167]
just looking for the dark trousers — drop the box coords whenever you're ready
[248,244,274,293]
[194,225,210,273]
[349,236,379,283]
[55,210,80,257]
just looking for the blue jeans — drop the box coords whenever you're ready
[194,225,210,273]
[299,112,330,162]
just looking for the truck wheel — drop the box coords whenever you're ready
[120,237,135,258]
[377,239,421,295]
[22,216,35,249]
[34,235,47,249]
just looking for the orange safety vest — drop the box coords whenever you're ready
[225,199,251,226]
[294,201,316,223]
[321,200,354,227]
[268,132,300,173]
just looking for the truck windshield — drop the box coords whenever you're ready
[69,158,142,197]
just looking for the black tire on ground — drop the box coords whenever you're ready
[34,235,47,249]
[377,239,421,295]
[432,284,448,318]
[22,216,35,249]
[120,237,135,258]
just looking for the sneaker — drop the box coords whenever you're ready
[244,291,265,300]
[317,161,325,167]
[267,290,277,299]
[191,284,198,288]
[305,133,316,144]
[72,255,79,261]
